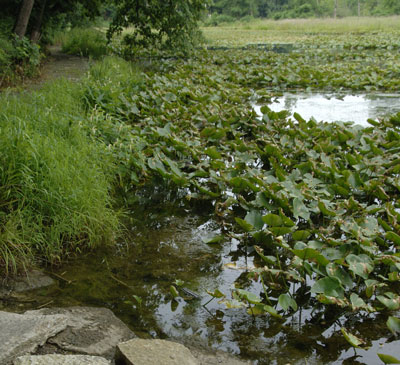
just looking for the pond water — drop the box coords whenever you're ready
[254,93,400,126]
[2,201,399,365]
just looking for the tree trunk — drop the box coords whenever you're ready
[358,0,361,16]
[14,0,35,38]
[334,0,338,18]
[30,0,47,43]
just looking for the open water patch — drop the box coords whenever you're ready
[254,93,400,126]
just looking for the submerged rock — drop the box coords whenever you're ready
[116,339,198,365]
[14,354,111,365]
[25,307,136,359]
[0,270,54,298]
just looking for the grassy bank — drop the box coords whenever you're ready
[202,16,400,46]
[0,79,121,273]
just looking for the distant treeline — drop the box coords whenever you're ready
[207,0,400,21]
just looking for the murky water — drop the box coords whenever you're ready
[254,93,400,126]
[2,200,399,365]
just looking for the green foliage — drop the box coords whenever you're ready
[61,28,108,59]
[0,79,119,274]
[108,0,209,53]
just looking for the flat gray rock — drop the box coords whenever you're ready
[14,354,111,365]
[25,307,136,359]
[0,270,54,298]
[0,311,68,365]
[116,339,198,365]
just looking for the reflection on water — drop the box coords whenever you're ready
[254,93,400,126]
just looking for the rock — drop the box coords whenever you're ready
[0,270,54,298]
[0,311,68,365]
[25,307,136,359]
[14,354,111,365]
[116,339,198,365]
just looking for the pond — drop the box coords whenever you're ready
[3,200,399,365]
[254,93,400,126]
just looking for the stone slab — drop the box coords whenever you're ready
[14,354,111,365]
[25,307,136,359]
[0,311,68,365]
[116,339,198,365]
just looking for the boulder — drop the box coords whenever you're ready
[25,307,136,359]
[116,339,198,365]
[0,311,68,365]
[14,354,111,365]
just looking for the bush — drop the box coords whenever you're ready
[203,13,236,26]
[61,28,108,59]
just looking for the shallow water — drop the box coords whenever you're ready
[2,202,399,365]
[254,93,400,126]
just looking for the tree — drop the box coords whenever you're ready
[108,0,209,51]
[14,0,35,38]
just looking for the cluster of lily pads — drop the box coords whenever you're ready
[82,38,400,356]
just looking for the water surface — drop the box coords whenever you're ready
[254,93,400,126]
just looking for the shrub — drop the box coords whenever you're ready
[61,28,108,59]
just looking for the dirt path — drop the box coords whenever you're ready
[24,46,90,89]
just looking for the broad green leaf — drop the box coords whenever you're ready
[263,304,283,319]
[386,232,400,246]
[202,234,224,244]
[346,254,374,279]
[326,263,353,287]
[245,211,264,231]
[206,289,225,299]
[378,353,400,364]
[262,213,283,227]
[341,328,368,349]
[278,293,298,312]
[170,285,179,298]
[292,230,311,241]
[387,316,400,335]
[311,277,344,298]
[235,217,253,232]
[293,198,310,220]
[377,293,400,310]
[236,289,262,304]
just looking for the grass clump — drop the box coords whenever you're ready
[0,79,119,274]
[60,28,109,59]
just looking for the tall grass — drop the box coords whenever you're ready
[0,79,119,274]
[59,28,109,59]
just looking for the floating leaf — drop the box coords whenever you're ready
[311,277,344,298]
[387,316,400,335]
[377,292,400,310]
[378,353,400,364]
[341,328,368,349]
[202,234,224,244]
[245,210,264,231]
[262,213,283,227]
[206,289,225,299]
[236,289,262,304]
[293,198,310,220]
[346,254,374,279]
[170,285,179,298]
[278,293,298,312]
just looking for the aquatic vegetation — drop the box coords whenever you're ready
[81,37,400,336]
